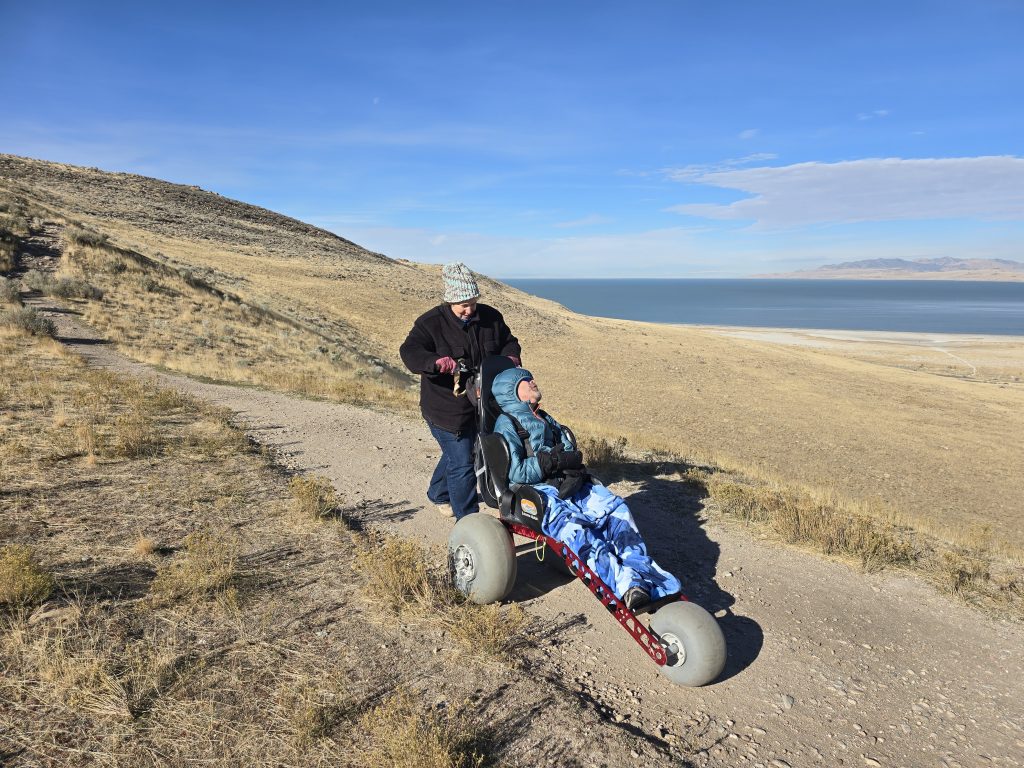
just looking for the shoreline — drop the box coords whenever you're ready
[693,324,1024,347]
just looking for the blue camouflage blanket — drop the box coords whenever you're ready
[538,481,681,601]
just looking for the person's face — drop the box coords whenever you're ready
[449,298,478,320]
[517,376,542,405]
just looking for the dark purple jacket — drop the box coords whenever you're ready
[400,304,521,433]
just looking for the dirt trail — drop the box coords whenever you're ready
[33,299,1024,768]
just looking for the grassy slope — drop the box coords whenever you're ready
[0,329,653,766]
[2,153,1023,559]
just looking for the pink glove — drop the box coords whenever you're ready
[435,356,457,374]
[507,355,521,366]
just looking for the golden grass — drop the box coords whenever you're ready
[355,536,531,661]
[149,528,240,604]
[0,331,523,766]
[681,466,1023,616]
[0,545,55,609]
[47,232,417,414]
[133,536,157,557]
[358,689,487,768]
[289,474,342,522]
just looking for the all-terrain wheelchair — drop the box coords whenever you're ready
[447,356,727,687]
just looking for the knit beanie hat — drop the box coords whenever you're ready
[442,262,481,303]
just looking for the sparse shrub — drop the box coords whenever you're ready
[1,306,56,337]
[0,243,16,272]
[50,277,104,301]
[133,537,157,557]
[0,545,55,609]
[21,268,52,293]
[445,602,531,661]
[150,529,239,603]
[356,538,432,612]
[289,475,341,522]
[356,536,530,660]
[702,476,916,571]
[140,276,161,293]
[184,417,249,459]
[578,433,629,471]
[358,689,487,768]
[65,226,109,249]
[0,276,20,303]
[942,550,991,598]
[76,419,100,460]
[284,675,354,748]
[110,413,164,458]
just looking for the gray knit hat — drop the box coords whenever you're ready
[442,262,480,303]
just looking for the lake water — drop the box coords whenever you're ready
[502,279,1024,336]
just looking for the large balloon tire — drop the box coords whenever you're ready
[448,514,517,605]
[650,601,727,687]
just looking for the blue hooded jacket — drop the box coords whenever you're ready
[491,367,576,485]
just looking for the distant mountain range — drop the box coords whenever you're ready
[758,256,1024,281]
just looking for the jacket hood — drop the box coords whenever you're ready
[492,367,535,421]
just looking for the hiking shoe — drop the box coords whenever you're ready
[435,503,454,518]
[622,586,651,611]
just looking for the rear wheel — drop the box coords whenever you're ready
[650,601,727,687]
[448,514,517,604]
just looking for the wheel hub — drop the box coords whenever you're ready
[452,544,476,589]
[660,631,686,667]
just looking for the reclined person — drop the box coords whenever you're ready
[491,366,681,610]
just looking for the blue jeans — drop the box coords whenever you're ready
[427,423,480,519]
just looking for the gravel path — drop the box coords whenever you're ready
[35,298,1024,768]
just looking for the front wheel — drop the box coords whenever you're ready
[448,514,517,604]
[650,601,727,687]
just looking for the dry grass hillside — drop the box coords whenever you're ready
[0,328,668,766]
[3,153,1023,568]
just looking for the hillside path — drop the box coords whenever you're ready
[36,298,1024,768]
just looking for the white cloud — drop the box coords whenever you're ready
[335,225,721,277]
[738,128,759,140]
[857,109,890,121]
[668,156,1024,227]
[553,214,611,228]
[661,153,778,182]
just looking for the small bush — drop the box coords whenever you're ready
[942,550,991,598]
[110,414,164,458]
[1,306,56,337]
[0,545,55,609]
[289,475,341,522]
[578,433,629,471]
[134,537,157,557]
[150,529,239,603]
[356,538,432,612]
[359,689,487,768]
[0,276,20,303]
[50,277,104,301]
[65,226,110,249]
[21,269,52,293]
[356,536,530,660]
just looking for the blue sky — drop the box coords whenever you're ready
[2,1,1022,277]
